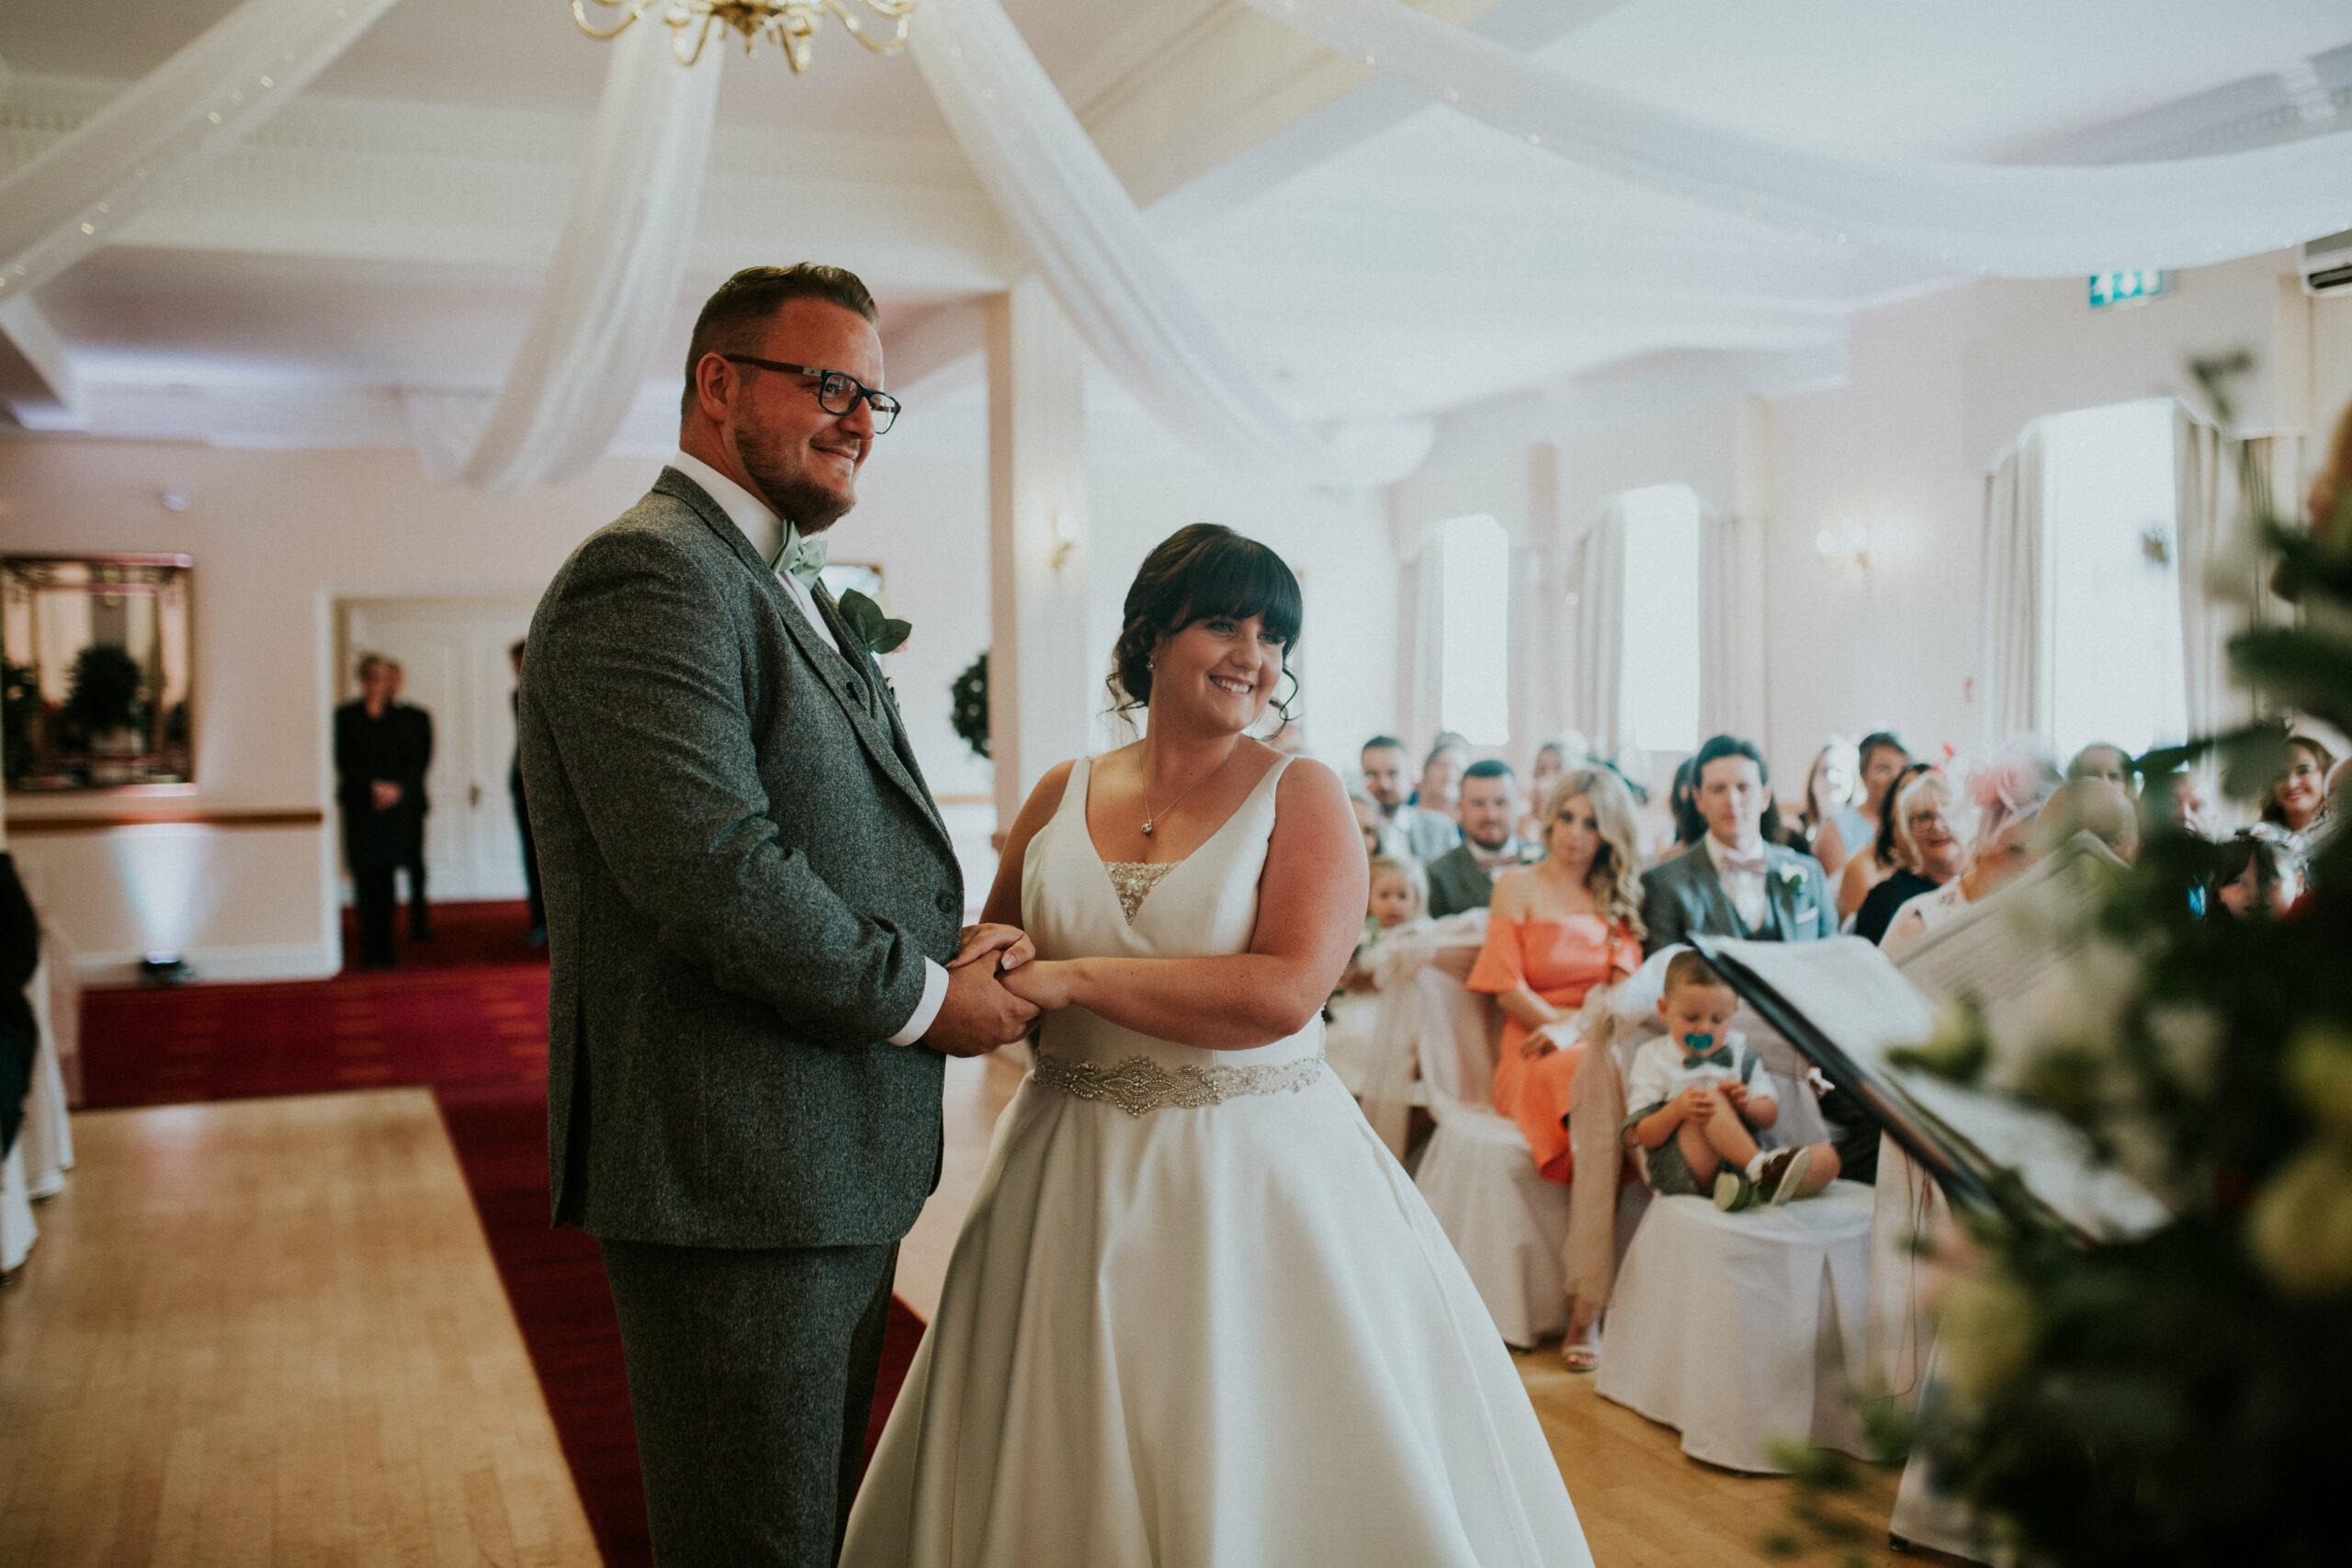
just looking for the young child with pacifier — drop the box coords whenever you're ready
[1622,950,1841,1210]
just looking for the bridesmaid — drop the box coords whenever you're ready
[1468,766,1646,1187]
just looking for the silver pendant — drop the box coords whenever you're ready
[1140,820,1155,835]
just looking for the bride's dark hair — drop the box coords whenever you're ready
[1108,524,1303,721]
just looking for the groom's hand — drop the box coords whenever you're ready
[921,960,1039,1057]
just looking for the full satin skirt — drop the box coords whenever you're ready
[840,1067,1592,1568]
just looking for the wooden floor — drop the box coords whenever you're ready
[1,1069,1909,1568]
[0,1090,596,1568]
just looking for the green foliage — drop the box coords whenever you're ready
[951,650,989,761]
[835,589,912,657]
[62,641,144,737]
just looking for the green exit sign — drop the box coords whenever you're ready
[2089,270,2171,310]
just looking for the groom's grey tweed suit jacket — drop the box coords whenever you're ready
[519,468,959,1249]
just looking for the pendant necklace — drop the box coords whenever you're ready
[1140,741,1235,837]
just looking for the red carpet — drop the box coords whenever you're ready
[79,900,927,1567]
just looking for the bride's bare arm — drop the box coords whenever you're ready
[1001,760,1369,1050]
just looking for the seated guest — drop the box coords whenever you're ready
[1468,766,1646,1189]
[1623,952,1840,1212]
[1360,735,1458,862]
[1782,738,1858,862]
[1883,749,2056,952]
[1641,735,1835,954]
[1414,739,1469,818]
[2158,768,2219,840]
[2212,830,2307,919]
[2066,741,2135,789]
[2259,733,2336,856]
[1651,755,1706,864]
[2037,776,2142,864]
[1427,761,1524,919]
[1340,854,1432,994]
[1516,733,1589,844]
[1831,732,1916,919]
[1348,790,1383,859]
[1854,766,1962,945]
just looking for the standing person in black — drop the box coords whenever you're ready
[388,660,435,942]
[334,654,434,968]
[508,638,546,947]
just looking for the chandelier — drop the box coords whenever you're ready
[569,0,920,71]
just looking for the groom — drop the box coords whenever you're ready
[519,264,1038,1565]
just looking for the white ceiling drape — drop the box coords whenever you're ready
[0,0,405,305]
[912,0,1432,487]
[1239,0,2352,278]
[408,21,721,493]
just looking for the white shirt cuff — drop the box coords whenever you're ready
[888,957,951,1047]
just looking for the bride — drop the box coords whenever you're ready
[840,525,1592,1567]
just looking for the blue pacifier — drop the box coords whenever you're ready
[1679,1032,1715,1055]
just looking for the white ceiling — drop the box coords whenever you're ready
[2,0,2348,457]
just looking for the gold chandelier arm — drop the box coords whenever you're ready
[570,0,663,42]
[824,0,915,55]
[670,9,718,65]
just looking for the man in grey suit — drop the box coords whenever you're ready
[1425,760,1524,919]
[520,265,1037,1566]
[1641,734,1835,955]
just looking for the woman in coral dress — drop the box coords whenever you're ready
[1467,766,1647,1185]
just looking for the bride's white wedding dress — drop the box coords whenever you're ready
[840,756,1592,1567]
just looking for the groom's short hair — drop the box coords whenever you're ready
[681,264,878,420]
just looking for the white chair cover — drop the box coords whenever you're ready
[1408,933,1575,1349]
[1595,1182,1876,1472]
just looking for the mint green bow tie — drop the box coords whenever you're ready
[769,521,829,591]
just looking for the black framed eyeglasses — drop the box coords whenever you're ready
[720,355,900,434]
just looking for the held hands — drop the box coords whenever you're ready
[370,780,403,811]
[921,923,1040,1058]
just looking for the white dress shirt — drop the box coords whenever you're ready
[668,449,948,1046]
[1703,831,1771,934]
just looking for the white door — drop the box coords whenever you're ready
[340,598,537,902]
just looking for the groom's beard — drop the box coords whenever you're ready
[736,421,857,534]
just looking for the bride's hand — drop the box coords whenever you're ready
[952,922,1035,973]
[999,958,1079,1011]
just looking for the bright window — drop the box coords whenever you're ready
[1439,513,1510,746]
[2042,400,2185,760]
[1617,483,1702,754]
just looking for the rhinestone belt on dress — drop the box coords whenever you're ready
[1030,1051,1328,1118]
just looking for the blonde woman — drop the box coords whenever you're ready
[1468,767,1646,1188]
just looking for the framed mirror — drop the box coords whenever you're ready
[3,555,195,792]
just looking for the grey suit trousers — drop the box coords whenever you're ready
[600,1238,899,1567]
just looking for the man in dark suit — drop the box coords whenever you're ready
[334,656,433,968]
[520,265,1037,1567]
[1426,759,1524,919]
[1641,734,1835,955]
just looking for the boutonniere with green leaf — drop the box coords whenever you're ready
[836,590,911,659]
[1774,862,1806,896]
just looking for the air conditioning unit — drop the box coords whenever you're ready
[2303,228,2352,296]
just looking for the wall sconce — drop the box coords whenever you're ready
[1050,510,1080,571]
[1815,519,1871,574]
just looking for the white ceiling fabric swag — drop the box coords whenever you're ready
[1239,0,2352,278]
[0,0,406,304]
[413,20,721,493]
[911,0,1432,486]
